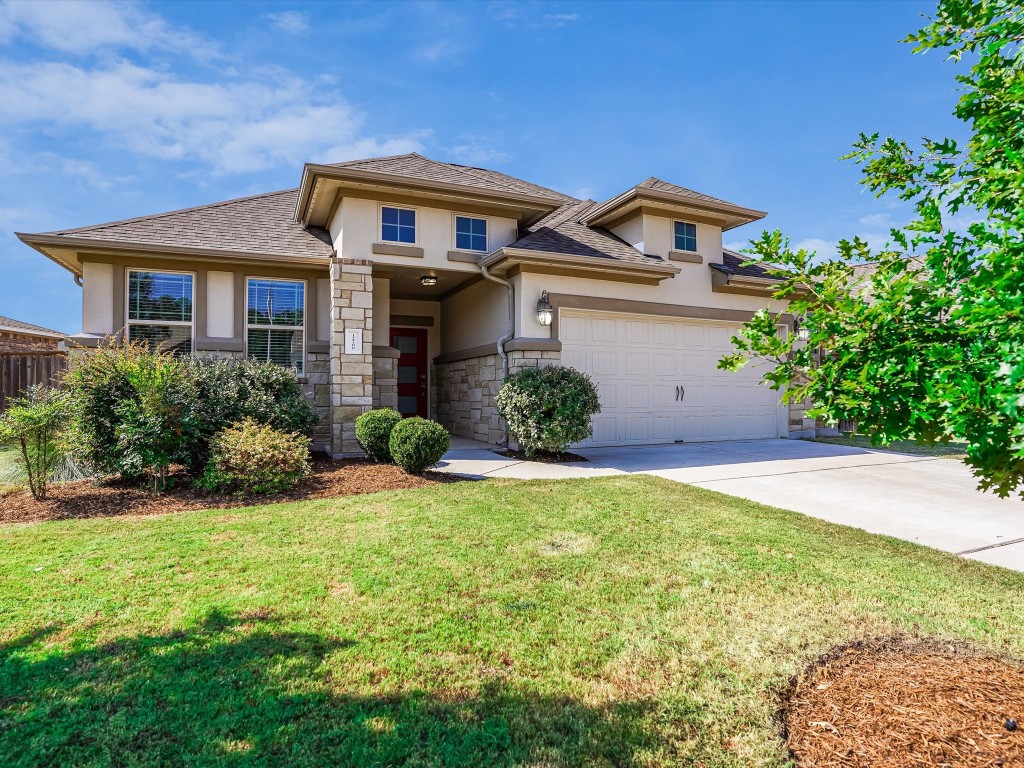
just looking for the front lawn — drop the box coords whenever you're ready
[810,433,969,459]
[3,476,1022,767]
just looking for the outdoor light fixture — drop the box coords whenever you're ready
[419,275,438,287]
[794,316,811,342]
[536,290,553,326]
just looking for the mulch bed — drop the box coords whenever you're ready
[782,636,1024,767]
[0,458,465,525]
[494,449,589,464]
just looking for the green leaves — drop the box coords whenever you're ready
[722,0,1024,498]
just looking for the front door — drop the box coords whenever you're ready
[391,328,428,418]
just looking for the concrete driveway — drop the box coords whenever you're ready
[437,438,1024,571]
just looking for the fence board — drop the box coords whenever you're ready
[0,353,68,412]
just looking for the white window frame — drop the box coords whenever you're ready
[124,267,196,352]
[244,276,307,376]
[379,203,418,246]
[672,219,699,254]
[451,213,489,253]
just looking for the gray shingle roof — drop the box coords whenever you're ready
[637,177,742,208]
[508,200,668,266]
[43,189,334,259]
[711,251,781,280]
[0,316,65,337]
[329,153,575,202]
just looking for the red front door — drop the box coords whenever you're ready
[391,328,428,418]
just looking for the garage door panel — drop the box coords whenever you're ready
[563,309,783,448]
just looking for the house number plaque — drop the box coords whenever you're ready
[344,329,363,355]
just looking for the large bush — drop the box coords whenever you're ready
[0,385,70,500]
[64,343,318,486]
[64,343,197,488]
[355,408,403,462]
[496,365,601,457]
[199,418,311,495]
[388,417,450,474]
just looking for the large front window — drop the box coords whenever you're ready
[126,270,193,354]
[246,278,305,375]
[381,206,416,244]
[455,215,487,252]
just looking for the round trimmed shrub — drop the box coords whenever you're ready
[388,417,450,474]
[199,418,311,495]
[496,365,601,457]
[355,408,403,462]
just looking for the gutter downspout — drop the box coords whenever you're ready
[479,263,514,383]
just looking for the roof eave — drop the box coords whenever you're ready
[481,246,681,281]
[582,187,767,230]
[16,232,333,270]
[295,163,568,225]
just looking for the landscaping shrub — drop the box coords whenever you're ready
[355,408,403,462]
[64,343,318,486]
[0,385,70,500]
[496,365,601,457]
[64,342,197,489]
[388,417,450,474]
[199,418,311,495]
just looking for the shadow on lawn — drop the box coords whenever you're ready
[1,610,657,767]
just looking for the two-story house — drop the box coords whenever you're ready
[16,153,808,456]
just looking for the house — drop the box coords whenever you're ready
[16,153,812,455]
[0,316,66,354]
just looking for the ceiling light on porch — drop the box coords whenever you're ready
[420,275,438,286]
[536,290,553,327]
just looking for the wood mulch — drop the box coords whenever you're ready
[494,449,590,464]
[782,636,1024,767]
[0,458,465,525]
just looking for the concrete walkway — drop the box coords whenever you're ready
[436,438,1024,571]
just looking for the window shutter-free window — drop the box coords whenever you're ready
[246,278,305,375]
[455,216,487,252]
[674,221,697,253]
[381,206,416,244]
[126,270,194,354]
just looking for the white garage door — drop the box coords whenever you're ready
[560,310,785,447]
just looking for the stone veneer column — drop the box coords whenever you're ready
[330,257,374,457]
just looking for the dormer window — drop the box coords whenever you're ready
[454,215,487,252]
[673,221,697,253]
[381,206,416,244]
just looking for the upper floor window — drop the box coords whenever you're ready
[674,221,697,253]
[381,206,416,244]
[455,215,487,252]
[246,278,305,375]
[126,269,193,354]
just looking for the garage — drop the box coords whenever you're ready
[559,310,786,447]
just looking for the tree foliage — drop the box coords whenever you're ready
[720,0,1024,497]
[0,385,70,500]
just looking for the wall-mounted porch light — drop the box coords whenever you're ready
[419,275,438,287]
[794,316,811,342]
[536,290,553,327]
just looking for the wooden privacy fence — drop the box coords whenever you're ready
[0,352,68,412]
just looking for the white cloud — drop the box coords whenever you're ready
[542,13,579,26]
[792,238,839,258]
[264,11,309,34]
[572,186,595,200]
[723,240,750,253]
[0,0,219,59]
[858,212,896,228]
[448,143,510,166]
[0,59,425,173]
[490,3,582,29]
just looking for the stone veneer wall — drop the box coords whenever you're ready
[434,346,560,446]
[305,351,331,451]
[329,257,374,457]
[372,347,399,409]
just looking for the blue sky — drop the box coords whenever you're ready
[0,0,963,334]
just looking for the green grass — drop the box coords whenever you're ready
[810,433,969,459]
[3,476,1022,767]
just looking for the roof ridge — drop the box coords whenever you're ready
[45,188,300,236]
[326,152,423,169]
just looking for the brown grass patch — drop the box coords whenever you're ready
[783,636,1024,766]
[0,458,466,525]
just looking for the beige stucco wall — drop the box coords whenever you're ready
[330,196,519,271]
[206,270,234,338]
[643,214,723,264]
[610,214,644,253]
[372,277,391,345]
[440,278,509,353]
[82,261,114,335]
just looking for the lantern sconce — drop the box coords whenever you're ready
[536,290,553,327]
[794,316,811,342]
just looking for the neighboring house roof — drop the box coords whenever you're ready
[0,316,65,338]
[32,189,334,260]
[508,200,669,266]
[328,153,576,204]
[711,251,781,281]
